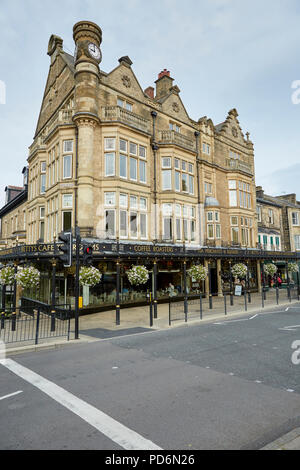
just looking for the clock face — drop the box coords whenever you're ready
[88,42,101,61]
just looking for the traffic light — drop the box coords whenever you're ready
[83,244,93,265]
[58,232,73,267]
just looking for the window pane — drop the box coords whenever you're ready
[63,140,73,153]
[175,171,180,191]
[130,142,137,155]
[130,158,137,180]
[105,153,115,176]
[130,212,137,237]
[63,155,72,179]
[140,213,147,238]
[162,170,172,190]
[140,197,147,210]
[176,219,181,240]
[139,146,146,159]
[120,139,127,152]
[130,196,137,208]
[191,220,195,241]
[38,221,44,242]
[105,210,115,237]
[207,224,214,238]
[182,173,188,192]
[163,218,172,240]
[162,157,171,168]
[63,212,72,232]
[120,193,128,208]
[120,210,127,237]
[63,194,73,208]
[104,138,116,151]
[232,227,239,243]
[120,154,127,178]
[40,174,46,194]
[139,160,146,183]
[104,192,116,206]
[183,219,188,240]
[189,175,194,194]
[229,190,237,207]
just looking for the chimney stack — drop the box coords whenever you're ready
[144,86,154,99]
[155,69,174,99]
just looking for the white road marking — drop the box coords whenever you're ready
[214,314,262,326]
[279,325,300,332]
[286,389,294,393]
[0,359,161,451]
[0,391,23,401]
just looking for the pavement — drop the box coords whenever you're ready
[1,288,300,450]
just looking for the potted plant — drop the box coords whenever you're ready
[126,265,149,286]
[0,266,15,286]
[79,266,102,287]
[231,263,248,280]
[15,266,40,289]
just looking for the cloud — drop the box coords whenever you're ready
[257,164,300,199]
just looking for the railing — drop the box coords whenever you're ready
[226,158,253,175]
[257,243,282,252]
[29,108,75,157]
[44,108,75,138]
[102,106,150,133]
[21,297,71,319]
[158,130,196,153]
[0,303,71,345]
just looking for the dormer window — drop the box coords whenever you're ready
[117,98,133,112]
[169,122,180,133]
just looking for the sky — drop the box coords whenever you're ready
[1,0,300,207]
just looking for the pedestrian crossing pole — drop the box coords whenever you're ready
[75,227,81,340]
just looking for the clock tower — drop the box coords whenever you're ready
[72,21,102,237]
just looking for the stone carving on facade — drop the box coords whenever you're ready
[122,75,131,88]
[232,127,238,138]
[172,102,179,113]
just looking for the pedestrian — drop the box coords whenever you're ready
[277,276,282,288]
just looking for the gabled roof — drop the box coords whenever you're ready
[0,188,28,218]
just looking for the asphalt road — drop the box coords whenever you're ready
[1,304,300,450]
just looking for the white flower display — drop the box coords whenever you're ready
[79,266,102,287]
[187,265,208,282]
[264,263,278,276]
[126,265,149,286]
[231,263,248,279]
[15,266,40,289]
[0,266,15,286]
[288,263,299,273]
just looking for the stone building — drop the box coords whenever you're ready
[0,21,298,312]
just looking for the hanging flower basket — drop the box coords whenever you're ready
[126,265,149,286]
[264,263,278,277]
[0,266,15,286]
[79,266,102,287]
[15,266,40,289]
[231,263,248,279]
[187,265,208,282]
[288,263,299,273]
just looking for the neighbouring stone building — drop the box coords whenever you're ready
[0,20,298,312]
